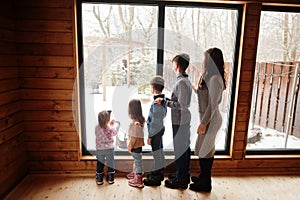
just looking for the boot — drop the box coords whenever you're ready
[126,164,136,180]
[143,171,164,186]
[107,171,115,184]
[191,158,202,183]
[189,157,214,192]
[165,176,190,189]
[95,172,104,185]
[128,174,144,188]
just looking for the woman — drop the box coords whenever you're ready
[189,47,226,192]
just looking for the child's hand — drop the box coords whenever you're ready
[147,138,152,145]
[154,97,162,104]
[128,147,131,153]
[109,119,115,126]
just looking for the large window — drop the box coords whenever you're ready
[78,1,241,155]
[247,7,300,153]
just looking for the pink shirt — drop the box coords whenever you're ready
[95,125,117,150]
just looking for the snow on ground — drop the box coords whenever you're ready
[247,126,300,149]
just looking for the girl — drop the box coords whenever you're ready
[95,110,117,185]
[126,99,145,188]
[190,47,226,192]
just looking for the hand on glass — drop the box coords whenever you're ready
[154,97,162,104]
[109,119,115,126]
[197,123,207,135]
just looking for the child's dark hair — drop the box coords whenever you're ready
[150,75,164,92]
[172,53,190,71]
[98,110,110,128]
[128,99,145,126]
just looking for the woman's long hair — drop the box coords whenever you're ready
[199,47,226,89]
[128,99,145,126]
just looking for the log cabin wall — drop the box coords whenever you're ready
[0,0,300,197]
[0,0,27,198]
[15,0,82,172]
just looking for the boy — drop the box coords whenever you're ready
[154,53,192,189]
[143,75,167,186]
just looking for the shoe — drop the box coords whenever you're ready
[107,171,115,184]
[147,172,164,181]
[128,174,144,188]
[191,174,202,183]
[164,177,189,189]
[168,173,176,180]
[96,172,104,185]
[143,174,162,186]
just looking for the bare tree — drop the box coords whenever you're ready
[93,5,112,37]
[167,8,187,51]
[136,7,156,44]
[92,5,114,100]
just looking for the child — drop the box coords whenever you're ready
[155,53,192,189]
[143,75,167,186]
[95,110,117,185]
[126,99,145,188]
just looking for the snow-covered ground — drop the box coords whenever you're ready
[247,126,300,149]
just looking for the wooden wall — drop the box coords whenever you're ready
[1,0,300,198]
[0,0,27,198]
[14,0,81,171]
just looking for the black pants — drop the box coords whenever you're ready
[150,128,165,174]
[172,124,191,180]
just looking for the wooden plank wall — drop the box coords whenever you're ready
[1,0,300,197]
[0,1,27,198]
[14,0,81,173]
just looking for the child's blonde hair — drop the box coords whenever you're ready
[128,99,145,126]
[98,110,110,128]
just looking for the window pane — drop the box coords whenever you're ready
[81,4,158,152]
[247,10,300,151]
[164,7,238,151]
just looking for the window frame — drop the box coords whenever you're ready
[246,5,300,155]
[76,0,243,156]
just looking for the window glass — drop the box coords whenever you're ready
[80,2,240,154]
[164,6,238,151]
[247,10,300,151]
[81,3,158,152]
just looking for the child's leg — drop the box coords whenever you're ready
[172,124,190,181]
[96,150,105,173]
[131,148,142,174]
[106,148,115,172]
[128,148,144,188]
[151,128,165,174]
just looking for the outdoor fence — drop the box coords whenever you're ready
[250,62,300,139]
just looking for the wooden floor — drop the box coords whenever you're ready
[4,174,300,200]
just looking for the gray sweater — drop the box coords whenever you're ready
[164,73,192,125]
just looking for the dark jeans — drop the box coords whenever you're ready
[172,124,191,180]
[150,127,165,174]
[96,148,115,173]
